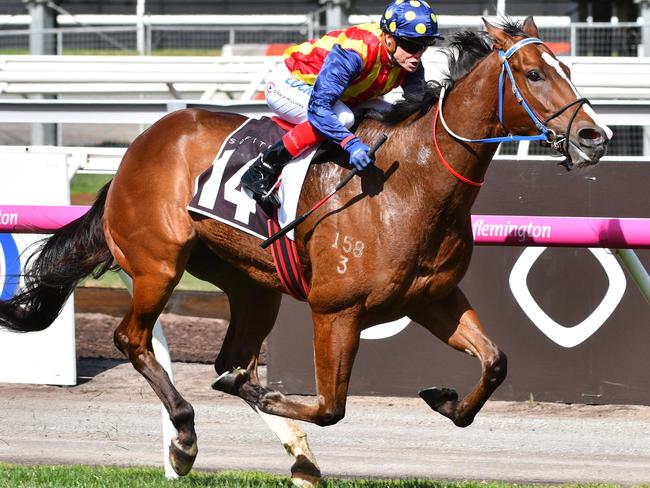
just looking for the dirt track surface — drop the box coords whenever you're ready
[1,360,649,485]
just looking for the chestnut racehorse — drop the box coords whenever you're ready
[0,18,610,486]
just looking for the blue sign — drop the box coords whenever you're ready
[0,234,20,300]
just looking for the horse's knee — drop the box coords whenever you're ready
[315,406,345,427]
[113,326,148,362]
[113,328,130,356]
[485,350,508,387]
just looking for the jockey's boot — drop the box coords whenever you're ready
[240,140,293,208]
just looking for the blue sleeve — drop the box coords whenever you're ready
[400,62,425,101]
[307,44,363,146]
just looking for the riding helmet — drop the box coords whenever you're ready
[380,0,444,44]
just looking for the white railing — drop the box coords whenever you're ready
[0,54,648,155]
[561,57,650,99]
[0,99,269,123]
[2,54,650,101]
[0,98,647,125]
[0,98,647,156]
[0,55,282,100]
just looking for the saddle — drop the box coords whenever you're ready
[188,116,323,300]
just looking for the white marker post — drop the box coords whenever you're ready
[0,154,76,385]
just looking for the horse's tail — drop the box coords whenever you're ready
[0,182,116,332]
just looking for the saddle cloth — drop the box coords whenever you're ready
[188,116,315,241]
[187,116,313,300]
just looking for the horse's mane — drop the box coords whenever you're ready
[368,18,528,126]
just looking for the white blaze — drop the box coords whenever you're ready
[541,52,614,140]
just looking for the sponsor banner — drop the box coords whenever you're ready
[471,215,650,248]
[0,205,89,233]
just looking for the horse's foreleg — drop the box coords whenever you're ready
[234,309,360,428]
[409,287,507,427]
[113,274,198,475]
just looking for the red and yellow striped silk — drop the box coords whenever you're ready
[283,23,408,105]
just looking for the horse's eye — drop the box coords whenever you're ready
[527,70,542,82]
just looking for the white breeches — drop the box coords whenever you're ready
[264,63,356,129]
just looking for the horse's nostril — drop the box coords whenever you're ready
[578,127,606,147]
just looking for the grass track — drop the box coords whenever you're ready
[70,173,113,195]
[0,465,631,488]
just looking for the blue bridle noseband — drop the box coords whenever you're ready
[438,36,590,156]
[497,37,550,142]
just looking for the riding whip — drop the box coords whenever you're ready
[260,133,388,249]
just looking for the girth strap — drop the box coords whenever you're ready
[266,218,310,301]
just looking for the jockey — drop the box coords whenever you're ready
[241,0,443,208]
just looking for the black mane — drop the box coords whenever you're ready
[368,18,529,126]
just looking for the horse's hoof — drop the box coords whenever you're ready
[291,454,321,488]
[168,437,198,476]
[419,387,459,415]
[418,387,475,427]
[212,367,249,395]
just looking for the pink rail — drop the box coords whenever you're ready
[0,205,90,233]
[471,215,650,249]
[1,205,649,249]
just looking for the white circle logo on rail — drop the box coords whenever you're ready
[361,316,412,340]
[0,234,20,301]
[360,248,627,345]
[509,247,626,348]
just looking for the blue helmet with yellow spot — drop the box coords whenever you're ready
[380,0,443,44]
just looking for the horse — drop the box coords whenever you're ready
[0,17,610,486]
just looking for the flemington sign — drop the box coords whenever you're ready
[0,210,18,227]
[472,217,552,242]
[268,158,650,405]
[470,215,648,248]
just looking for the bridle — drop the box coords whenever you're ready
[434,36,591,186]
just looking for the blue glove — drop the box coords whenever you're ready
[344,138,374,171]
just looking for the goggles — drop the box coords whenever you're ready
[395,36,437,54]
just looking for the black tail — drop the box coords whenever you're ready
[0,183,117,332]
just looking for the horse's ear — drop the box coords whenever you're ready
[482,18,514,51]
[522,16,540,39]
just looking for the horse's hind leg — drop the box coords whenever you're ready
[409,287,507,427]
[254,409,321,488]
[198,266,320,487]
[111,259,198,475]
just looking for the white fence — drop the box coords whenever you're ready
[2,54,650,101]
[0,101,648,157]
[0,53,649,154]
[0,55,279,100]
[562,57,650,99]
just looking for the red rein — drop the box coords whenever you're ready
[432,105,484,187]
